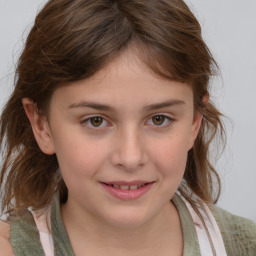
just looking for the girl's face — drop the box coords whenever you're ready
[32,51,202,228]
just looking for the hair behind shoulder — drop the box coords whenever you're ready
[0,0,225,216]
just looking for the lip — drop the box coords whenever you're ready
[100,181,155,200]
[102,180,153,186]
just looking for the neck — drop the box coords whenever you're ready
[61,199,183,255]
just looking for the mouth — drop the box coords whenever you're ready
[101,180,154,189]
[100,181,155,200]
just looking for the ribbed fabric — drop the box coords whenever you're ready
[50,192,75,256]
[212,206,256,256]
[10,210,45,256]
[172,195,201,255]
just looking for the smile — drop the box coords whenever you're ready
[111,184,146,190]
[100,181,155,200]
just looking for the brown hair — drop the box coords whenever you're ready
[0,0,224,216]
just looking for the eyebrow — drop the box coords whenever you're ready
[143,100,185,111]
[67,99,185,111]
[68,101,113,111]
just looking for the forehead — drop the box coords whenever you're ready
[50,51,193,110]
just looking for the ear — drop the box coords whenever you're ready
[187,94,209,150]
[22,98,55,155]
[188,111,203,150]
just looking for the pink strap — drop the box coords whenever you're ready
[181,196,227,256]
[31,208,54,256]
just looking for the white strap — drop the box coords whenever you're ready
[182,197,227,256]
[31,208,54,256]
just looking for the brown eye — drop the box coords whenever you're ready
[146,115,172,128]
[89,117,103,127]
[152,115,165,125]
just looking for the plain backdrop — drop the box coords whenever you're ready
[0,0,255,221]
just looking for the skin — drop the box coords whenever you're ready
[23,50,203,255]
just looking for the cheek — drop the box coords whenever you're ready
[151,132,189,177]
[149,135,188,200]
[52,130,109,179]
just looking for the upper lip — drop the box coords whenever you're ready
[101,180,154,186]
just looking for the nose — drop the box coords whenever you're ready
[110,127,148,171]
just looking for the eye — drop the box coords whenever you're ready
[152,115,166,125]
[82,116,109,128]
[146,115,172,127]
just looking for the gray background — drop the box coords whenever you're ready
[0,0,255,221]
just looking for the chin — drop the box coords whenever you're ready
[103,209,151,229]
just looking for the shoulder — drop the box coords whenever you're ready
[0,220,14,256]
[212,205,256,234]
[211,205,256,255]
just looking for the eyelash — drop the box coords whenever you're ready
[81,114,174,129]
[145,115,173,128]
[81,115,110,128]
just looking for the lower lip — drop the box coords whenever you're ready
[100,182,154,200]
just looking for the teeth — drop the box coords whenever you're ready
[120,185,129,190]
[111,183,147,190]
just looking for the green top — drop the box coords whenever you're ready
[10,193,256,255]
[211,205,256,255]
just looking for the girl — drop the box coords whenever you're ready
[0,0,255,255]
